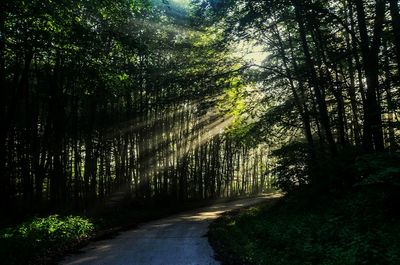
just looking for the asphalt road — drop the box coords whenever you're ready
[60,194,281,265]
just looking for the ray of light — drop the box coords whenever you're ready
[147,115,234,176]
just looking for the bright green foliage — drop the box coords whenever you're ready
[0,215,94,265]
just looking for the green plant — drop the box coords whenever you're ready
[0,215,94,265]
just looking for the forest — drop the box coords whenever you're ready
[1,0,400,264]
[0,0,273,217]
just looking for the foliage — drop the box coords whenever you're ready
[0,215,94,265]
[209,189,400,265]
[196,0,400,177]
[355,152,400,187]
[271,142,311,192]
[1,0,270,217]
[271,144,398,192]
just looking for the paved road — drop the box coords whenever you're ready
[61,194,281,265]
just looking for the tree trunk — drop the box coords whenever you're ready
[275,25,316,158]
[389,0,400,75]
[293,0,337,154]
[353,0,385,151]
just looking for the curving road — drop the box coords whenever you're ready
[61,194,281,265]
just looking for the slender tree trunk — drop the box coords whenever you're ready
[0,3,8,211]
[354,0,385,151]
[383,39,397,150]
[49,51,67,208]
[389,0,400,75]
[344,16,362,146]
[293,0,337,154]
[275,25,316,158]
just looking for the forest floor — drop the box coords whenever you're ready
[208,187,400,265]
[60,194,282,265]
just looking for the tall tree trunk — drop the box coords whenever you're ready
[383,38,397,150]
[0,2,8,211]
[344,3,362,146]
[354,0,385,151]
[49,51,66,208]
[389,0,400,75]
[275,25,316,158]
[293,0,337,154]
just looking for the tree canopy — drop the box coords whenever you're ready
[1,0,399,218]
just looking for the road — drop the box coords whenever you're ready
[61,194,281,265]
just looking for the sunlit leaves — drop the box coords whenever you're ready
[0,215,94,264]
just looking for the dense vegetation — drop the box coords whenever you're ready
[200,0,400,264]
[209,153,400,265]
[197,0,400,175]
[1,0,400,264]
[0,215,93,265]
[209,188,400,265]
[0,0,272,222]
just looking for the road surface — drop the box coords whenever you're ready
[61,194,281,265]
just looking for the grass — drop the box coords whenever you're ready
[209,188,400,265]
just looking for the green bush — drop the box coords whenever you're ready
[0,215,94,265]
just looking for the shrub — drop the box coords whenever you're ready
[0,215,94,265]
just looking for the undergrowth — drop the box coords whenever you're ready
[209,188,400,265]
[0,215,94,265]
